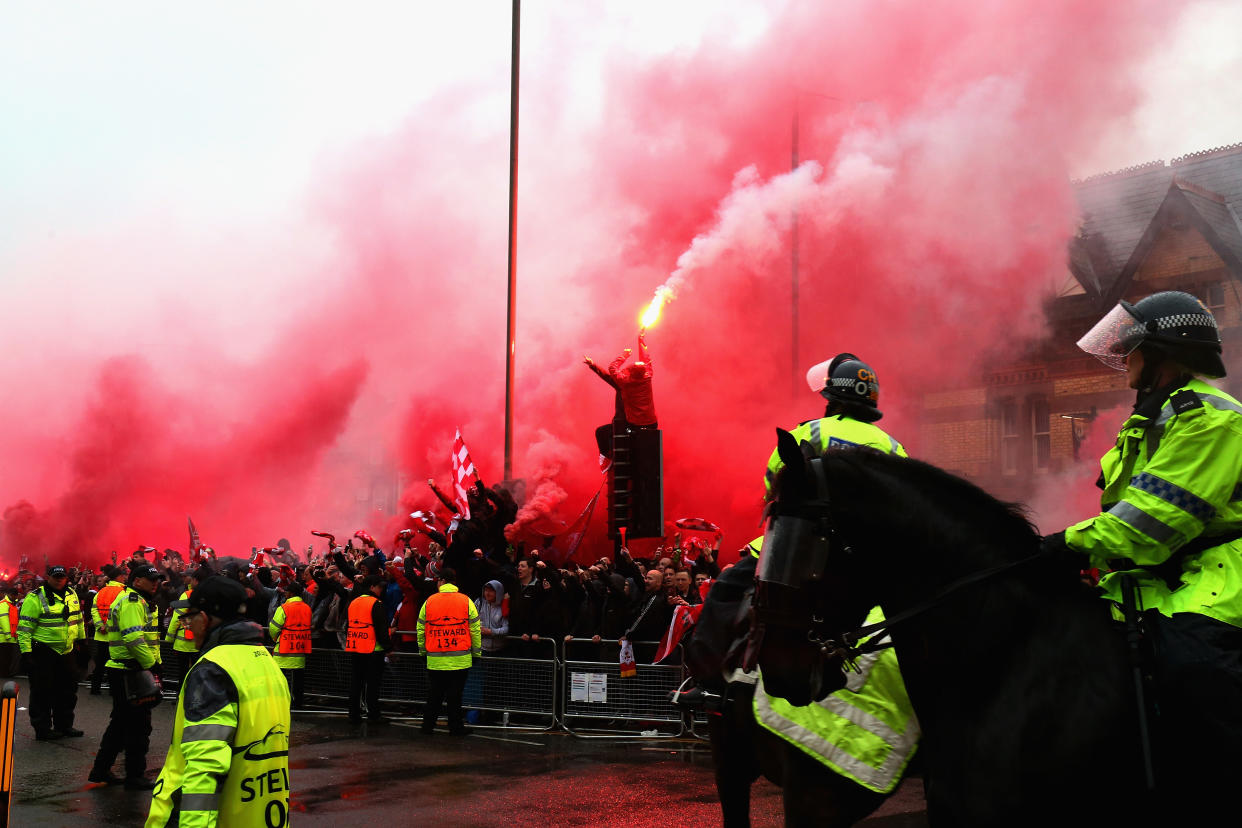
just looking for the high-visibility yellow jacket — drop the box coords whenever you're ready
[106,587,161,670]
[0,595,19,644]
[764,414,907,500]
[1067,379,1242,626]
[754,413,918,792]
[417,584,480,671]
[146,619,291,828]
[268,597,311,669]
[755,607,920,793]
[17,585,85,655]
[166,589,198,653]
[91,580,126,642]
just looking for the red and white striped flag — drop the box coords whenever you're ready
[451,428,480,520]
[653,603,703,665]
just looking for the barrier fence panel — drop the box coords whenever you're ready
[560,639,685,738]
[465,637,557,728]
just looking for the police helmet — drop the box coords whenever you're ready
[806,353,882,416]
[1078,290,1225,378]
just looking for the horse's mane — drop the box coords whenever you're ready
[822,448,1040,543]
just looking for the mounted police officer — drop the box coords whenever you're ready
[147,576,291,828]
[1054,290,1242,792]
[18,564,86,740]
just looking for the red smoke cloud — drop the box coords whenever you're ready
[0,1,1186,569]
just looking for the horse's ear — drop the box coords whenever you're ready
[776,428,804,473]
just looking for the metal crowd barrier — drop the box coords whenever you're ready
[148,632,692,738]
[560,638,685,738]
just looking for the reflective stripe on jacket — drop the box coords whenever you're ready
[345,595,381,654]
[0,596,17,644]
[165,590,197,653]
[1066,378,1242,626]
[146,621,291,828]
[417,584,481,671]
[269,598,311,668]
[764,415,907,499]
[106,588,160,669]
[92,581,125,642]
[17,586,84,655]
[754,606,919,793]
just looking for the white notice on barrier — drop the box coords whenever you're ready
[571,672,589,702]
[588,673,607,703]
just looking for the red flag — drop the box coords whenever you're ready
[188,516,202,559]
[653,603,702,665]
[451,428,481,520]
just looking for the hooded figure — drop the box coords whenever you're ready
[475,580,509,652]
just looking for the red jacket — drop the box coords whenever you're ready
[607,339,656,426]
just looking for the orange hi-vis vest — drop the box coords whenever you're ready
[423,591,472,656]
[93,582,124,641]
[345,595,380,653]
[276,599,312,655]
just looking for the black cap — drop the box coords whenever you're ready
[47,565,68,578]
[128,564,164,583]
[171,576,247,620]
[189,565,214,583]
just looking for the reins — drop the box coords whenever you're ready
[827,547,1054,667]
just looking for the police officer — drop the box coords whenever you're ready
[346,575,391,724]
[0,584,20,677]
[165,565,209,687]
[417,567,481,735]
[146,576,291,828]
[18,564,86,740]
[1051,290,1242,790]
[762,352,906,498]
[269,580,311,709]
[89,565,126,695]
[90,563,163,788]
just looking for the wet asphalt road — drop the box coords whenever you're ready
[7,679,928,827]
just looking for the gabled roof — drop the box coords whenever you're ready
[1068,143,1242,307]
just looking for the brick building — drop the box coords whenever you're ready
[921,142,1242,501]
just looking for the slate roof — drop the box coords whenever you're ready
[1068,142,1242,307]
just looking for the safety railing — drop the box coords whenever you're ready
[145,633,691,737]
[560,638,685,738]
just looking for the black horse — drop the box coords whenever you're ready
[694,554,908,826]
[751,431,1242,826]
[706,678,897,828]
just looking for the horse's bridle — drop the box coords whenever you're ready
[750,456,1054,676]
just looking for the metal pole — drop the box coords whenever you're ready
[791,106,800,397]
[504,0,521,482]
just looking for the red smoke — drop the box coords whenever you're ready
[0,1,1185,569]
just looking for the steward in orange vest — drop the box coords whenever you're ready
[89,566,126,695]
[345,576,391,724]
[269,582,311,709]
[417,568,480,735]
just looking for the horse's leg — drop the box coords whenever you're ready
[710,706,760,828]
[780,741,887,828]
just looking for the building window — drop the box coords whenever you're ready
[1031,396,1051,471]
[1203,282,1225,314]
[1000,399,1019,475]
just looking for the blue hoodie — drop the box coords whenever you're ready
[475,580,509,652]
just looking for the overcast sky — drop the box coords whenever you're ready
[3,1,1239,263]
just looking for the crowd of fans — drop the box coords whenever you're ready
[0,481,724,679]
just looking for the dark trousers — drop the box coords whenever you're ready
[348,652,385,719]
[281,668,305,709]
[0,642,19,678]
[422,668,469,733]
[93,668,153,779]
[27,643,78,734]
[90,639,109,693]
[171,649,199,691]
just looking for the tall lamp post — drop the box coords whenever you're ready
[504,0,520,482]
